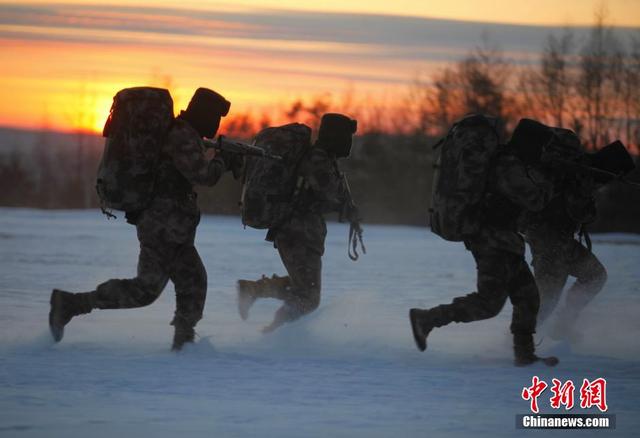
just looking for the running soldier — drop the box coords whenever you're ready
[410,116,558,366]
[49,87,235,350]
[237,113,359,333]
[522,137,635,340]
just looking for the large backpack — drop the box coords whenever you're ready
[96,87,174,214]
[429,114,501,241]
[241,123,312,229]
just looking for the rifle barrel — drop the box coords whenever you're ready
[202,136,282,160]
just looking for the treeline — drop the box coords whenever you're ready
[1,14,639,231]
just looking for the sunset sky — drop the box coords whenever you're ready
[1,0,639,133]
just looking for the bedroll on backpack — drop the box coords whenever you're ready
[429,114,501,241]
[241,123,312,229]
[96,87,174,214]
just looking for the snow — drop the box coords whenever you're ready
[0,207,639,437]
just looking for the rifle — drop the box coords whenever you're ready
[338,173,366,261]
[203,136,282,179]
[554,159,640,189]
[203,136,282,161]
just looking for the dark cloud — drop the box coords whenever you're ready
[2,3,638,65]
[2,3,638,91]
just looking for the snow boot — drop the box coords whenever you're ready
[513,333,559,367]
[49,289,94,342]
[237,279,259,321]
[171,317,195,351]
[409,306,449,352]
[237,274,291,320]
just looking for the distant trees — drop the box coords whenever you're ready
[409,44,515,137]
[1,11,638,231]
[0,151,34,206]
[520,30,574,128]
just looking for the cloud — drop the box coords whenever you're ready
[2,3,637,66]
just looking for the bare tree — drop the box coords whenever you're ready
[620,35,640,152]
[575,9,622,148]
[409,41,515,137]
[521,30,575,127]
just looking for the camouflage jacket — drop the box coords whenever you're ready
[153,118,227,200]
[274,145,346,254]
[468,149,554,254]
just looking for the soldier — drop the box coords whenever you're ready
[237,113,358,333]
[522,139,635,340]
[410,117,557,366]
[49,87,235,350]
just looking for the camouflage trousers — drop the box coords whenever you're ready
[529,236,607,324]
[433,243,540,336]
[273,235,322,321]
[94,197,207,327]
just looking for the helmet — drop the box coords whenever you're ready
[507,118,554,165]
[182,87,230,138]
[318,113,358,158]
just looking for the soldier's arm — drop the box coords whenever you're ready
[300,148,345,211]
[168,125,226,187]
[495,154,554,212]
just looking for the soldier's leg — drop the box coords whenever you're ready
[442,248,512,323]
[262,239,321,333]
[507,260,558,366]
[410,247,511,351]
[506,258,542,364]
[93,241,170,309]
[529,241,570,324]
[168,245,207,350]
[49,239,171,342]
[507,258,540,336]
[551,241,607,338]
[565,241,607,312]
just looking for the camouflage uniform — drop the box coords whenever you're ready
[522,175,607,330]
[258,146,345,328]
[425,149,553,337]
[94,118,226,328]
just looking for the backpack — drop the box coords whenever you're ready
[429,114,501,241]
[96,87,174,214]
[241,123,312,229]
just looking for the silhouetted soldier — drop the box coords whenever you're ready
[237,114,358,333]
[522,139,635,340]
[49,88,235,350]
[410,116,557,366]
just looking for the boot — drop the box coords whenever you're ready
[237,279,260,321]
[49,289,94,342]
[237,274,291,320]
[171,317,195,351]
[513,333,559,367]
[409,306,449,352]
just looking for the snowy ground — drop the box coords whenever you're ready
[1,208,639,437]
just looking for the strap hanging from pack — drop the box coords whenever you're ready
[348,222,366,261]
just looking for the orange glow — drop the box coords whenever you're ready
[0,1,638,133]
